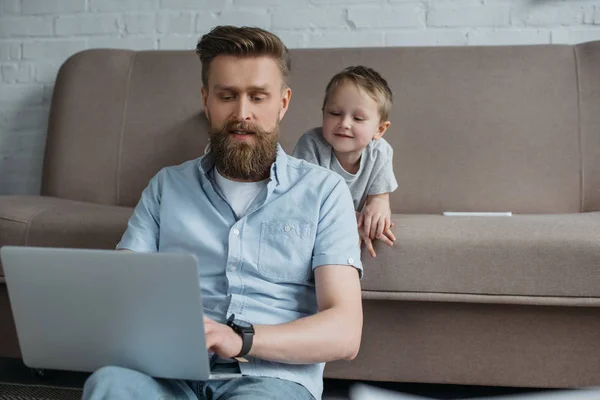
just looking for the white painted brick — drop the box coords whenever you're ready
[1,63,32,83]
[160,0,209,9]
[348,5,425,29]
[0,42,20,61]
[235,0,308,5]
[34,62,62,83]
[555,28,600,44]
[428,5,511,28]
[0,84,44,105]
[55,15,121,36]
[273,8,346,29]
[0,17,54,38]
[307,31,384,48]
[594,7,600,24]
[88,37,157,50]
[551,28,571,44]
[386,29,468,46]
[312,0,383,3]
[272,30,306,48]
[512,4,583,27]
[196,11,271,32]
[158,36,197,50]
[89,0,159,12]
[0,106,49,131]
[468,29,551,45]
[124,14,158,34]
[23,40,87,60]
[42,84,54,103]
[21,0,84,15]
[159,12,194,34]
[0,0,20,15]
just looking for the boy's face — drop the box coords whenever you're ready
[322,81,389,158]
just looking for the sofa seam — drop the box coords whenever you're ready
[23,206,58,245]
[574,45,584,213]
[115,51,136,206]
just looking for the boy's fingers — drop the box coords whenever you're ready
[376,218,385,238]
[364,237,376,258]
[384,227,396,242]
[357,212,363,228]
[363,215,372,239]
[379,235,394,247]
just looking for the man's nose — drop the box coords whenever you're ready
[233,97,251,121]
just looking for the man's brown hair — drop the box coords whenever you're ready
[323,66,393,122]
[196,25,291,89]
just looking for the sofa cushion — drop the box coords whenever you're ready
[362,213,600,299]
[0,196,132,278]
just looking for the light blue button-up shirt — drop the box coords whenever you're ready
[117,145,362,400]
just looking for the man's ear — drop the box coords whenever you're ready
[201,87,209,120]
[278,87,292,121]
[373,120,391,140]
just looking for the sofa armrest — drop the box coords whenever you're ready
[0,195,132,278]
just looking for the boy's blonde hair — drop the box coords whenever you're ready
[322,66,393,122]
[196,25,291,89]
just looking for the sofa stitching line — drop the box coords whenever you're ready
[115,51,136,206]
[23,206,58,245]
[574,45,584,213]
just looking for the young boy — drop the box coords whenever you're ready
[293,66,397,257]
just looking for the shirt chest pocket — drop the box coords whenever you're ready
[257,221,314,283]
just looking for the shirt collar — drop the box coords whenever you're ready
[198,143,288,187]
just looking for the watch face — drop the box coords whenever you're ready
[233,319,252,328]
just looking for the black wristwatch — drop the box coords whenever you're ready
[226,314,254,358]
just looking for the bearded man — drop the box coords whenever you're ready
[82,25,363,400]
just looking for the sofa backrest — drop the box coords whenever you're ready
[41,42,600,213]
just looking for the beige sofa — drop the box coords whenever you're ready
[2,42,600,388]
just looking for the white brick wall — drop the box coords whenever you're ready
[1,0,600,194]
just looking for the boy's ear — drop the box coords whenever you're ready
[373,120,391,140]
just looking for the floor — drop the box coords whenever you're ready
[0,357,547,400]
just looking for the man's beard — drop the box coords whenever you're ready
[208,119,279,181]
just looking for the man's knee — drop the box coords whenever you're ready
[83,366,144,399]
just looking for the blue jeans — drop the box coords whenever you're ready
[82,364,315,400]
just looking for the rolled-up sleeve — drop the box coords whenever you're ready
[117,171,162,252]
[312,179,363,277]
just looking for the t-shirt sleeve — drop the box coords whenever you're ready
[292,130,322,166]
[368,143,398,195]
[117,171,162,252]
[312,178,363,278]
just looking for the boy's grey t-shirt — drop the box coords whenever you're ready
[292,127,398,211]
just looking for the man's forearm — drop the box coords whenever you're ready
[250,306,362,364]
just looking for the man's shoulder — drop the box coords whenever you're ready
[153,156,203,183]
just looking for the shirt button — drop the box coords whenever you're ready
[232,228,240,235]
[284,225,291,232]
[348,257,354,264]
[230,265,237,271]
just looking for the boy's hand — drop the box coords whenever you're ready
[360,198,396,241]
[357,208,396,258]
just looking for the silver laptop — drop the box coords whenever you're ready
[0,246,241,381]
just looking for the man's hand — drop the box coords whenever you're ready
[204,316,242,359]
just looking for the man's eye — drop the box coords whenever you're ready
[220,95,235,101]
[251,96,264,102]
